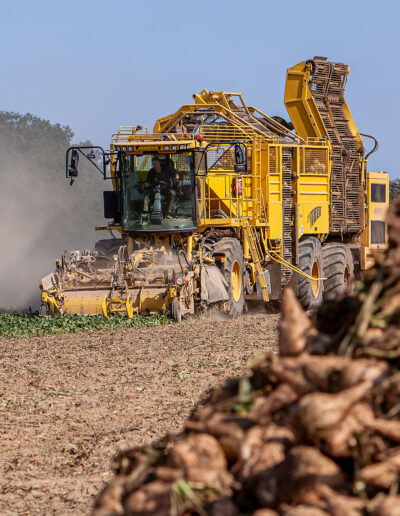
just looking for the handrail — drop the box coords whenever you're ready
[268,250,326,281]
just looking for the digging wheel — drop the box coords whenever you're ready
[213,238,245,318]
[322,243,354,299]
[298,237,324,310]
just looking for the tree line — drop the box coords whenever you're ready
[0,111,107,310]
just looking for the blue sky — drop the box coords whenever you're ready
[0,0,397,177]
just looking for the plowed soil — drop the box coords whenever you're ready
[0,312,279,515]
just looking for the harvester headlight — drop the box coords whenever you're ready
[176,277,184,286]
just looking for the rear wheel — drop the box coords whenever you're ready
[322,243,354,299]
[298,237,324,310]
[213,238,245,318]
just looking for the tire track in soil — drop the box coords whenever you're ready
[0,313,278,515]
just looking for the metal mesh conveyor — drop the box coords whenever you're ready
[282,149,293,284]
[154,90,299,145]
[308,58,363,234]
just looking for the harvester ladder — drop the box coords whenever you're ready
[253,137,264,222]
[241,218,269,302]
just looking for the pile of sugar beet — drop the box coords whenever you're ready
[93,197,400,516]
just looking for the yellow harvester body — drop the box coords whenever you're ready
[40,57,389,319]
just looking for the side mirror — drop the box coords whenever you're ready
[68,150,79,178]
[234,144,245,164]
[103,191,120,221]
[234,144,247,173]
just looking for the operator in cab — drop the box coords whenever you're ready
[142,156,180,218]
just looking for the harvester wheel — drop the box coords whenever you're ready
[298,237,324,310]
[213,238,245,318]
[39,303,49,316]
[171,299,182,323]
[322,243,354,299]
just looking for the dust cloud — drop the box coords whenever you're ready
[0,116,108,311]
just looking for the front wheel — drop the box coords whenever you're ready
[213,238,245,318]
[298,237,324,310]
[39,303,49,316]
[171,299,182,323]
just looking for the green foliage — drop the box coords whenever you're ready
[0,111,73,148]
[0,313,171,338]
[0,111,74,176]
[389,178,400,201]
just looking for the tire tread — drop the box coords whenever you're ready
[298,237,324,310]
[322,243,354,299]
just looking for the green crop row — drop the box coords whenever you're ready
[0,312,171,338]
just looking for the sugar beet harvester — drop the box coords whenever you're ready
[40,57,389,321]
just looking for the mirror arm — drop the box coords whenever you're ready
[65,146,113,180]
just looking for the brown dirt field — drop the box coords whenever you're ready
[0,312,279,515]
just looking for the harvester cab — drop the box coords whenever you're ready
[66,137,249,235]
[120,150,197,232]
[41,57,389,321]
[54,134,248,320]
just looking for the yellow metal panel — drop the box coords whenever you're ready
[298,203,329,237]
[268,203,283,239]
[62,291,105,315]
[341,97,364,151]
[60,287,167,316]
[360,172,389,269]
[294,144,330,237]
[200,173,239,221]
[264,145,283,240]
[360,246,379,270]
[284,62,329,141]
[137,288,166,313]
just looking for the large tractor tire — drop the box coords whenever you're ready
[213,238,245,318]
[322,243,354,299]
[298,237,324,310]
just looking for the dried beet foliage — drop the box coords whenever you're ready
[93,198,400,516]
